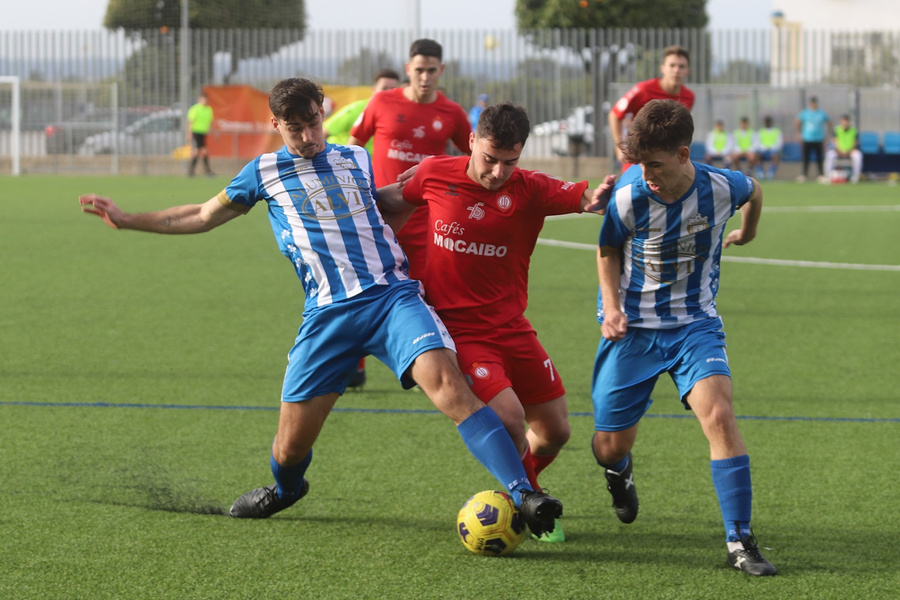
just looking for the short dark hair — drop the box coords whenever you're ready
[620,99,693,164]
[475,102,530,150]
[373,68,400,83]
[268,77,324,122]
[409,38,442,61]
[663,45,690,65]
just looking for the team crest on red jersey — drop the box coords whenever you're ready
[432,117,444,131]
[496,194,512,211]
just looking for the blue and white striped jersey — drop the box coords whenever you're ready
[219,143,409,311]
[597,162,755,329]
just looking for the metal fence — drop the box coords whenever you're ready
[2,27,900,172]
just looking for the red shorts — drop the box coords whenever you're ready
[452,315,566,406]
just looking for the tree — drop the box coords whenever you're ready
[515,0,708,67]
[516,0,707,31]
[515,0,709,157]
[104,0,307,86]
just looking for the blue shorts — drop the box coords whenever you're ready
[591,318,731,432]
[281,281,455,402]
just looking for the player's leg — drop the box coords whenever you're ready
[230,393,337,518]
[824,148,836,178]
[850,148,863,183]
[231,302,361,519]
[188,132,200,176]
[591,329,659,524]
[371,283,562,535]
[672,319,776,575]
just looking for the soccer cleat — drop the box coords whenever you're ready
[728,534,778,576]
[518,488,563,537]
[532,518,566,543]
[229,478,309,519]
[347,368,367,390]
[604,452,639,524]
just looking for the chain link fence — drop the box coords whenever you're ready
[2,27,900,173]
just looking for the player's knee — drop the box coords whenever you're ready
[591,431,630,464]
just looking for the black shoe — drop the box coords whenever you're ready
[728,534,778,576]
[229,478,309,519]
[347,368,366,389]
[604,452,638,523]
[518,488,563,537]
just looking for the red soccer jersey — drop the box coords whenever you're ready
[351,87,471,280]
[401,155,589,332]
[351,87,471,187]
[610,78,695,120]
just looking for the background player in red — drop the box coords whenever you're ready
[607,45,694,171]
[379,102,615,542]
[349,38,471,283]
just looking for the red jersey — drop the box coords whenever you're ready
[610,78,695,120]
[402,155,588,332]
[351,87,471,280]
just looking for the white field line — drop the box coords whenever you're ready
[537,238,900,272]
[547,205,900,222]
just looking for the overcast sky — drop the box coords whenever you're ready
[1,0,773,31]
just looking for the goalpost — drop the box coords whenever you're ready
[0,76,21,176]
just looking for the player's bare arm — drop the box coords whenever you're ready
[597,245,628,341]
[79,194,241,233]
[374,183,416,233]
[581,174,617,214]
[723,178,763,248]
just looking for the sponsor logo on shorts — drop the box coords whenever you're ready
[413,332,436,345]
[706,357,728,364]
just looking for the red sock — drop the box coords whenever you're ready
[531,451,558,478]
[520,446,540,490]
[357,357,366,371]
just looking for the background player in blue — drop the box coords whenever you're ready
[78,77,562,536]
[591,99,775,575]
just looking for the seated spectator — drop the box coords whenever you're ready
[704,120,733,167]
[824,114,862,184]
[730,116,758,175]
[755,116,783,180]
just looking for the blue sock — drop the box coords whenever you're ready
[710,454,753,541]
[271,448,312,500]
[457,406,532,505]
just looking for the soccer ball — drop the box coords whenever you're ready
[457,490,526,556]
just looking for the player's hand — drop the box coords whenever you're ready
[723,228,754,248]
[601,310,628,341]
[396,164,420,188]
[583,174,616,215]
[79,194,123,229]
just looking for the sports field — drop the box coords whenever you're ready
[1,175,898,599]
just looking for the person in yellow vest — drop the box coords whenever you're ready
[187,93,214,177]
[755,116,783,180]
[824,114,862,184]
[730,117,758,175]
[704,120,733,167]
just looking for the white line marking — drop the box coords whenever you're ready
[535,238,900,271]
[546,205,900,220]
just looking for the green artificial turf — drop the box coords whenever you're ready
[1,175,898,599]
